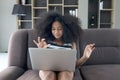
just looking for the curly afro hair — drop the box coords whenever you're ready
[34,11,83,43]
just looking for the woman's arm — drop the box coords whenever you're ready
[77,43,95,67]
[72,43,95,67]
[76,55,88,67]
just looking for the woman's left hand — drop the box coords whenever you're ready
[76,43,95,66]
[83,43,95,59]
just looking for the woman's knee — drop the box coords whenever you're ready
[58,71,74,80]
[39,70,56,80]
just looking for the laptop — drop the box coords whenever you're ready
[29,48,77,72]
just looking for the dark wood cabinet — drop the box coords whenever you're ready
[88,0,114,28]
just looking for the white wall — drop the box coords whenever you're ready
[0,0,17,52]
[78,0,88,29]
[114,0,120,29]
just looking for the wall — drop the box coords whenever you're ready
[0,0,17,52]
[114,0,120,29]
[78,0,120,29]
[78,0,88,29]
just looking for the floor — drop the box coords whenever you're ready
[0,53,8,72]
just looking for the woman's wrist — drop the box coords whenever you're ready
[82,55,89,60]
[76,55,89,67]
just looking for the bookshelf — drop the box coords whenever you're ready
[17,0,79,29]
[88,0,114,28]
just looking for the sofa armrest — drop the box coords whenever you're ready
[8,29,28,68]
[0,66,25,80]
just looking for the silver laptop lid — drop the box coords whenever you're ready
[29,48,76,72]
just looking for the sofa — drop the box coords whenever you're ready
[0,29,120,80]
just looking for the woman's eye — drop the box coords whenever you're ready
[52,28,55,30]
[57,28,61,30]
[58,28,62,30]
[52,28,62,30]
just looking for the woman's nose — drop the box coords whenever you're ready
[54,30,59,33]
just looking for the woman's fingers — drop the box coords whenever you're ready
[33,40,38,45]
[38,37,45,43]
[41,38,45,43]
[43,44,50,48]
[89,43,95,47]
[87,43,95,52]
[33,37,47,48]
[41,38,46,45]
[88,43,95,49]
[38,37,41,43]
[83,43,95,58]
[91,43,95,50]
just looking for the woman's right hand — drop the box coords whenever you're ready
[33,37,49,48]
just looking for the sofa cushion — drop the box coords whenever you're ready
[17,70,40,80]
[81,64,120,80]
[0,66,25,80]
[84,47,120,65]
[80,29,120,65]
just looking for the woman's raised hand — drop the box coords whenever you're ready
[83,43,95,59]
[33,37,49,48]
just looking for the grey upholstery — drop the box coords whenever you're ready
[80,29,120,65]
[0,29,120,80]
[80,29,120,80]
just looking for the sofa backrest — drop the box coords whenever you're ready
[27,29,38,69]
[80,29,120,65]
[8,29,120,69]
[8,29,81,69]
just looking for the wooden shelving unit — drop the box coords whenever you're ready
[88,0,114,28]
[17,0,79,29]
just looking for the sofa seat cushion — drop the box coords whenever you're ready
[81,64,120,80]
[17,70,40,80]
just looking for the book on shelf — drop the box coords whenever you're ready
[69,9,78,17]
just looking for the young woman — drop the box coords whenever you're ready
[33,12,95,80]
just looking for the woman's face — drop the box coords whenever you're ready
[52,21,63,40]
